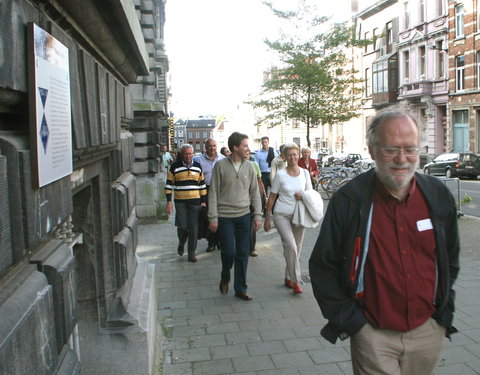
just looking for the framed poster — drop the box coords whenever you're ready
[27,23,72,188]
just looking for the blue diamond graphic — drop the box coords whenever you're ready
[38,87,48,108]
[40,115,50,153]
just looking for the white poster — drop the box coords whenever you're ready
[31,23,72,187]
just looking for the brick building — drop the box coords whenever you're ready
[449,0,480,153]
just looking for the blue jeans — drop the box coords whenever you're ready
[218,214,251,293]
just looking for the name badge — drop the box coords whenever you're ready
[417,218,433,232]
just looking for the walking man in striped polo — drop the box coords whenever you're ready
[165,144,207,262]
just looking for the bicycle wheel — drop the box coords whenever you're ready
[337,178,351,190]
[326,177,343,199]
[319,176,330,192]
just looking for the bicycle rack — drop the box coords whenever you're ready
[437,177,464,218]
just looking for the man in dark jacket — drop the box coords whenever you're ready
[309,107,460,375]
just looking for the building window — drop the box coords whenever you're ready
[365,68,372,96]
[179,129,183,137]
[293,137,301,147]
[478,0,480,31]
[477,51,480,88]
[436,41,445,78]
[195,143,200,151]
[477,111,480,152]
[419,0,425,23]
[436,0,444,16]
[419,45,426,78]
[386,22,393,46]
[364,31,370,53]
[404,2,410,29]
[373,60,388,94]
[195,132,200,138]
[373,28,379,51]
[203,132,207,138]
[456,55,465,91]
[455,4,464,38]
[188,131,193,138]
[403,50,410,82]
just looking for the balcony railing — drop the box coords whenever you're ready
[398,80,432,98]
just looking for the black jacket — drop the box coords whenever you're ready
[309,169,460,344]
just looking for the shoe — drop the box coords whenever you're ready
[235,292,253,301]
[177,245,184,256]
[206,244,215,252]
[293,283,303,294]
[219,280,229,295]
[188,256,198,263]
[250,250,258,257]
[284,279,294,289]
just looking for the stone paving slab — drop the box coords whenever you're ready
[137,214,480,375]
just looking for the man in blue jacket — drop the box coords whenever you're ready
[309,107,460,375]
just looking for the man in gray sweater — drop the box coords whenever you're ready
[208,132,262,301]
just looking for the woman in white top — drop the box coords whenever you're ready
[264,143,312,294]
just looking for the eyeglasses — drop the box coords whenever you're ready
[375,144,419,157]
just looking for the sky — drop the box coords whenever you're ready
[164,0,355,119]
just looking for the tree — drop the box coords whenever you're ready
[250,1,367,148]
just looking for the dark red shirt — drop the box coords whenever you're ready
[362,177,437,332]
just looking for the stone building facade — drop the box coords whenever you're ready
[0,0,159,373]
[129,0,171,220]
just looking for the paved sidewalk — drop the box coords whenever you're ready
[137,214,480,375]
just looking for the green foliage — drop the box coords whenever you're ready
[250,1,369,146]
[461,193,473,206]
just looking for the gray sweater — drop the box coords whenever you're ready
[208,157,262,223]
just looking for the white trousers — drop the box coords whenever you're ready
[273,213,306,284]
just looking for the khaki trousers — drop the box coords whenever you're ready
[350,318,446,375]
[273,213,305,284]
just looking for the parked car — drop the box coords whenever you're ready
[316,152,329,168]
[423,152,480,179]
[325,152,347,167]
[354,157,375,170]
[343,153,362,167]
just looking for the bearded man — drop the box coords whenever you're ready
[309,107,460,375]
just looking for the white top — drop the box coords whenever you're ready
[271,168,311,215]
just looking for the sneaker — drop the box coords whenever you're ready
[249,250,258,257]
[188,256,198,263]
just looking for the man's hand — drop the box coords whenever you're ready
[209,222,218,233]
[201,202,207,207]
[165,201,173,214]
[254,220,262,232]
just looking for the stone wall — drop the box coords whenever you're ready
[0,0,158,373]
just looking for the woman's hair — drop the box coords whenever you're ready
[300,147,311,154]
[220,146,230,156]
[282,142,300,157]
